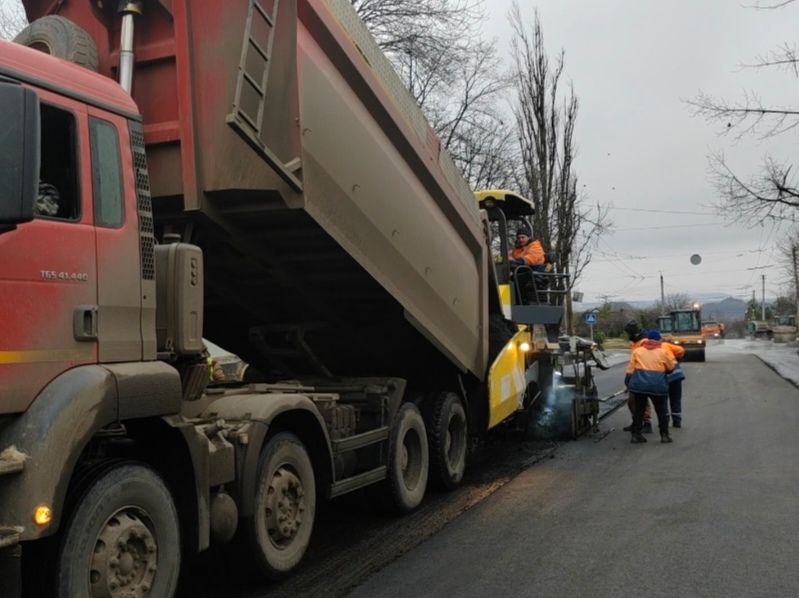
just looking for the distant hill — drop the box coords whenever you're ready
[577,294,748,322]
[578,299,655,311]
[701,297,747,322]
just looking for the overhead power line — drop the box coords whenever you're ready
[614,223,722,232]
[609,206,719,216]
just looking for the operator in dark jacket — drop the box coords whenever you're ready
[625,330,677,444]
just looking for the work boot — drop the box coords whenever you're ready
[661,432,673,444]
[672,416,682,428]
[642,422,653,434]
[623,423,634,432]
[631,433,647,444]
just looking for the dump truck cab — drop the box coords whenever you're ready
[701,320,724,341]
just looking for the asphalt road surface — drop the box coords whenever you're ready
[349,349,799,597]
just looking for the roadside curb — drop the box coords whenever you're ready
[752,354,799,389]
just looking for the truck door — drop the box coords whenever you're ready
[0,93,98,414]
[87,108,143,362]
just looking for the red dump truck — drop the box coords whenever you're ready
[0,1,566,595]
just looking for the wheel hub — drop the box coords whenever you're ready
[266,467,305,545]
[90,510,157,598]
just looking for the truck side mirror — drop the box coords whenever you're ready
[0,82,39,227]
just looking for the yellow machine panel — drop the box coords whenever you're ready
[487,328,531,429]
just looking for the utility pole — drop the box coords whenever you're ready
[793,244,799,334]
[761,274,766,321]
[660,272,665,315]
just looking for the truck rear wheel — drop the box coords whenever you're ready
[386,403,429,512]
[424,392,467,490]
[244,432,315,580]
[56,464,180,598]
[13,15,99,72]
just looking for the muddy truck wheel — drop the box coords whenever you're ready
[242,432,316,580]
[424,392,467,490]
[14,16,99,72]
[56,464,180,598]
[386,403,429,512]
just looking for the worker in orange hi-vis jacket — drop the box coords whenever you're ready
[623,330,654,433]
[509,227,545,270]
[624,329,677,444]
[661,338,686,428]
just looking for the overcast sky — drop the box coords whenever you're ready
[3,0,796,304]
[486,0,798,304]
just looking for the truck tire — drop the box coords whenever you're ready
[55,464,180,598]
[244,432,315,580]
[386,403,429,512]
[14,16,99,72]
[424,392,467,490]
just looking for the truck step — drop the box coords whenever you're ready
[0,447,27,477]
[329,466,387,498]
[332,426,389,454]
[0,527,21,550]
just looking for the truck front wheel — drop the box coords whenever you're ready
[56,464,180,598]
[244,432,316,580]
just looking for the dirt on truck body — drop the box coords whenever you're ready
[0,1,568,596]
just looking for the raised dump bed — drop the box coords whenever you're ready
[22,0,490,387]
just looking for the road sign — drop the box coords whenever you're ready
[583,311,597,324]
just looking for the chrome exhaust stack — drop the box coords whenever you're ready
[117,1,143,93]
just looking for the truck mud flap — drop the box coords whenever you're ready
[511,305,563,325]
[0,544,21,598]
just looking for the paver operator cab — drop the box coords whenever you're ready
[0,1,566,596]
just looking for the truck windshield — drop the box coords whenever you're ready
[674,312,700,332]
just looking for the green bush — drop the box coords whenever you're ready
[593,330,606,348]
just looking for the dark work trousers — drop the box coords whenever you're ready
[668,380,682,422]
[627,393,652,423]
[631,392,669,434]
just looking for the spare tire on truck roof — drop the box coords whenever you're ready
[14,15,99,72]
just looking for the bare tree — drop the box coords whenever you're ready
[0,0,26,40]
[509,3,609,331]
[655,293,691,313]
[689,0,799,224]
[775,229,799,324]
[430,40,517,189]
[352,0,513,190]
[352,0,481,110]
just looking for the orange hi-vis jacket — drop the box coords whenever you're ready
[631,339,685,360]
[662,341,685,361]
[625,339,677,396]
[511,239,545,266]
